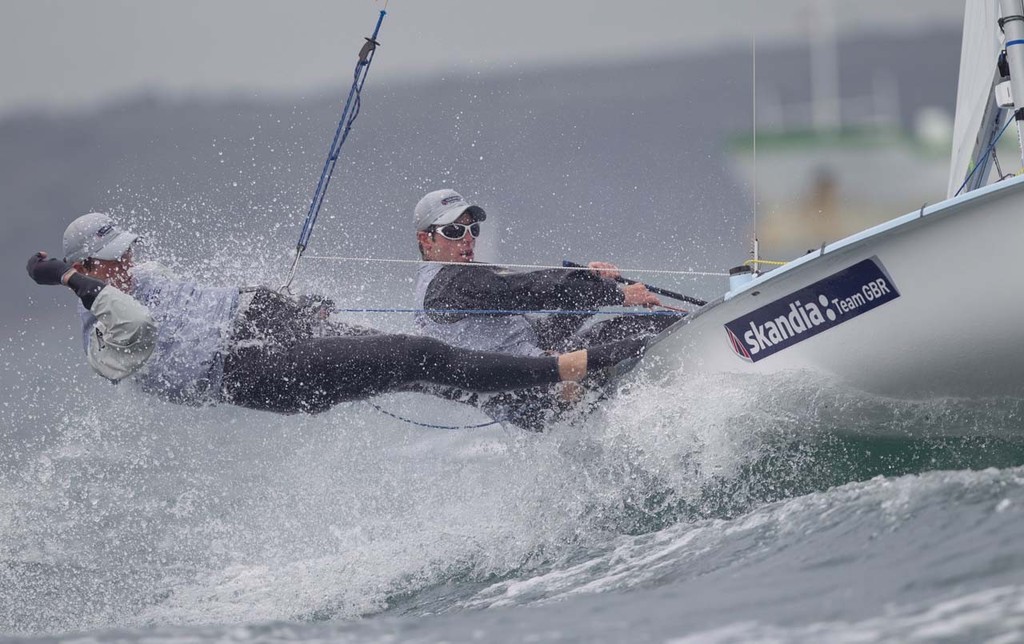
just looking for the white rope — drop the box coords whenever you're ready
[301,255,730,277]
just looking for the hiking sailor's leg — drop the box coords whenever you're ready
[222,334,644,414]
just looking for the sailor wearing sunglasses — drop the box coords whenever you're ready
[413,189,673,359]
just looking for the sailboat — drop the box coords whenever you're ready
[634,0,1024,400]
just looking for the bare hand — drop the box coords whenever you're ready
[621,282,661,307]
[587,261,621,280]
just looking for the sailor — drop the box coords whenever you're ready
[26,213,645,415]
[412,188,675,357]
[411,189,676,429]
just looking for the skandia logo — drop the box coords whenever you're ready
[724,257,900,363]
[96,224,114,238]
[737,294,837,357]
[440,195,463,206]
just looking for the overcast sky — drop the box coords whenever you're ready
[3,0,965,118]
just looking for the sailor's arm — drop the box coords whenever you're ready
[81,280,157,381]
[425,264,641,314]
[501,268,625,310]
[27,252,157,381]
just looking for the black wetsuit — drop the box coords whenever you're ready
[221,289,567,414]
[421,264,677,352]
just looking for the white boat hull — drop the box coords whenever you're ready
[639,174,1024,399]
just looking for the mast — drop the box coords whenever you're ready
[999,0,1024,168]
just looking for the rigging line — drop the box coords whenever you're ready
[332,308,686,316]
[283,9,387,292]
[743,257,786,267]
[368,401,501,430]
[955,116,1015,196]
[301,255,730,277]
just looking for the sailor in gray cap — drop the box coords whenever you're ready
[413,188,670,357]
[411,188,673,429]
[62,212,139,265]
[27,213,646,415]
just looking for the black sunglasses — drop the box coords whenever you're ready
[432,222,480,240]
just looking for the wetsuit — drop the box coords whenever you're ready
[414,263,676,355]
[219,289,563,414]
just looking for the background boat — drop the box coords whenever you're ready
[726,0,955,260]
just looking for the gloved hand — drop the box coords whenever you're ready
[26,252,73,286]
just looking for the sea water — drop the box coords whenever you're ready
[3,361,1024,643]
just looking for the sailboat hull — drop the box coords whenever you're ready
[640,174,1024,399]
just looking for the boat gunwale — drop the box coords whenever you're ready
[648,173,1024,344]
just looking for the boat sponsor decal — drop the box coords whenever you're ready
[724,257,900,363]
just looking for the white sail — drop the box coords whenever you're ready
[948,0,1003,198]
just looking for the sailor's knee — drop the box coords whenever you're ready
[397,334,451,365]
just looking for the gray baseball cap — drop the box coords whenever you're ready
[63,213,139,263]
[414,189,486,231]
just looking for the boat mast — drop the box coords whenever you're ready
[999,0,1024,168]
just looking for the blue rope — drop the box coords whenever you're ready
[296,10,386,254]
[955,115,1015,197]
[332,308,687,316]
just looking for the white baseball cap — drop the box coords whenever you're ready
[414,189,486,231]
[63,213,139,263]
